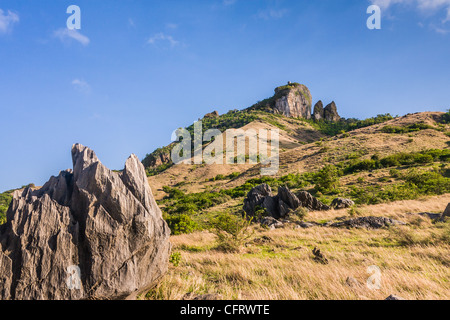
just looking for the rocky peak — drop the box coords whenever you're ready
[313,100,324,121]
[324,101,341,122]
[0,144,171,300]
[273,82,312,119]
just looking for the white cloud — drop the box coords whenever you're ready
[370,0,450,32]
[147,32,179,47]
[0,9,19,34]
[72,79,91,94]
[256,8,288,20]
[54,28,90,46]
[370,0,450,14]
[166,23,178,29]
[223,0,237,5]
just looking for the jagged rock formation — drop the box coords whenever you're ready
[273,83,312,119]
[313,100,324,121]
[243,184,330,219]
[0,144,171,300]
[331,216,405,229]
[324,101,341,122]
[297,191,331,211]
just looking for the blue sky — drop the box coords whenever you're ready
[0,0,449,191]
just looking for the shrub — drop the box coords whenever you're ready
[169,252,182,267]
[162,186,185,199]
[164,214,199,235]
[0,192,12,225]
[209,213,253,252]
[315,165,341,194]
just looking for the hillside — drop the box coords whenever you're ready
[141,84,450,301]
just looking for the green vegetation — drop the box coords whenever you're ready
[207,172,240,182]
[305,114,395,136]
[169,252,182,267]
[209,212,253,252]
[161,188,230,215]
[164,214,199,235]
[314,165,341,194]
[343,149,450,174]
[441,110,450,124]
[381,123,436,134]
[0,192,13,225]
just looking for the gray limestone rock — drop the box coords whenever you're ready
[0,144,171,300]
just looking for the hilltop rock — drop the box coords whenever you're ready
[0,144,171,300]
[324,101,341,122]
[204,111,219,119]
[273,83,312,119]
[313,101,324,121]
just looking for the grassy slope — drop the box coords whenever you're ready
[145,110,450,300]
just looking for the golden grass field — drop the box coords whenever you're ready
[145,195,450,300]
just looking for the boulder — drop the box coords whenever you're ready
[313,101,324,121]
[0,144,171,300]
[331,198,355,209]
[277,186,301,211]
[385,295,406,300]
[243,184,273,217]
[261,217,283,230]
[324,101,341,122]
[331,216,405,229]
[297,191,331,211]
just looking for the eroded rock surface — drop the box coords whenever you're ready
[0,144,171,300]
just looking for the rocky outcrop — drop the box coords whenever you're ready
[243,185,330,219]
[204,111,219,119]
[324,101,340,122]
[331,198,355,209]
[313,101,324,121]
[273,83,312,119]
[297,191,330,211]
[0,144,171,300]
[243,184,273,217]
[331,216,405,229]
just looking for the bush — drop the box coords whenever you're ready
[164,214,199,235]
[169,252,182,267]
[381,123,436,134]
[209,213,253,252]
[0,192,12,225]
[315,165,341,194]
[162,186,185,199]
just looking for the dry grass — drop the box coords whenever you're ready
[145,196,450,301]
